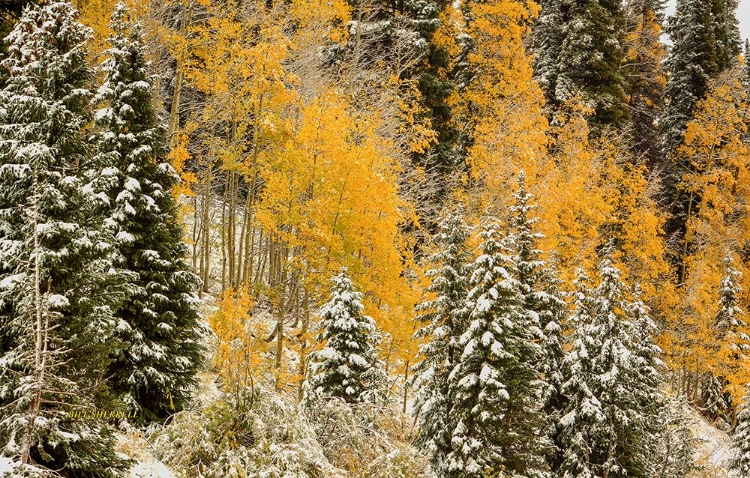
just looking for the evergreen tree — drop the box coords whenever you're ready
[0,2,130,475]
[558,254,662,478]
[625,288,668,475]
[412,210,471,477]
[711,0,741,71]
[507,172,569,470]
[743,40,750,96]
[532,0,629,131]
[622,0,666,164]
[700,255,747,424]
[445,217,547,478]
[662,0,740,155]
[654,398,696,477]
[408,0,464,199]
[662,0,718,156]
[305,269,386,404]
[92,2,204,423]
[732,387,750,476]
[0,0,37,86]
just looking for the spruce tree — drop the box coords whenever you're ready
[305,269,386,404]
[558,254,662,478]
[532,0,629,130]
[507,172,569,470]
[700,255,747,424]
[625,288,667,475]
[622,0,666,164]
[412,210,471,477]
[0,0,37,87]
[92,2,204,423]
[732,387,750,476]
[445,217,547,478]
[711,0,741,70]
[662,0,720,156]
[0,2,130,475]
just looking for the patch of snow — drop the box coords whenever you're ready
[129,461,175,478]
[47,294,69,308]
[685,404,733,476]
[0,456,15,474]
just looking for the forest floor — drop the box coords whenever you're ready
[687,405,733,477]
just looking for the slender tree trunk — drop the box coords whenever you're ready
[298,293,310,402]
[22,164,48,465]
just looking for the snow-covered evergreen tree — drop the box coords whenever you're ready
[558,254,663,478]
[711,0,741,70]
[532,0,628,130]
[0,2,130,475]
[653,397,696,477]
[714,255,745,340]
[626,287,668,475]
[445,216,547,478]
[91,2,204,423]
[411,210,471,477]
[305,269,386,404]
[662,0,741,155]
[622,0,667,163]
[732,387,750,476]
[507,172,569,471]
[700,255,747,424]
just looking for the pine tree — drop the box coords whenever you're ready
[0,2,130,475]
[445,216,547,478]
[92,2,204,423]
[412,210,471,477]
[558,254,662,478]
[743,40,750,96]
[732,387,750,476]
[532,0,629,131]
[305,269,386,404]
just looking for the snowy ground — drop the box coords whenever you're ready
[685,405,734,477]
[0,457,14,475]
[115,428,175,478]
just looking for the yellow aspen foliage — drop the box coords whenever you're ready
[680,70,750,255]
[75,0,119,58]
[167,123,198,199]
[534,106,611,282]
[255,87,407,315]
[457,0,549,213]
[209,287,268,394]
[668,69,750,400]
[533,104,671,311]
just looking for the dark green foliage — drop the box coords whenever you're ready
[0,3,131,476]
[412,210,471,476]
[93,3,204,423]
[445,217,548,478]
[532,0,629,132]
[305,269,386,404]
[622,0,667,165]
